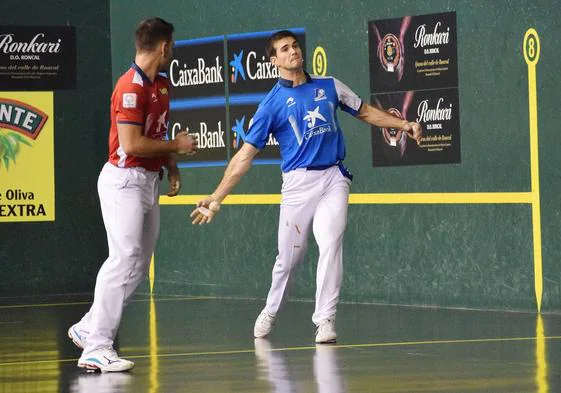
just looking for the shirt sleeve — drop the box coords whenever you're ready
[115,83,146,126]
[243,103,274,150]
[333,77,363,117]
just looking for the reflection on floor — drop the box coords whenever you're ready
[0,295,560,392]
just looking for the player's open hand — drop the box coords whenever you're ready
[190,198,221,225]
[402,122,422,145]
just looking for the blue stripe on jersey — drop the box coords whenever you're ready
[340,102,359,117]
[117,120,144,126]
[244,75,362,173]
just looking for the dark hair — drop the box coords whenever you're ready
[135,17,174,52]
[266,30,298,58]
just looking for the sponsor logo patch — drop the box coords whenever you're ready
[123,93,137,109]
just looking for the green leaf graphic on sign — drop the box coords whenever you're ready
[0,129,32,171]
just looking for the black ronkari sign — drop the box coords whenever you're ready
[369,12,460,167]
[0,26,76,90]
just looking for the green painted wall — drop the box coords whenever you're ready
[0,0,111,294]
[108,0,561,312]
[3,0,557,312]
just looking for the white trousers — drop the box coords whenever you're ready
[265,165,351,325]
[79,162,160,352]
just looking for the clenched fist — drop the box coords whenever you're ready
[174,131,198,155]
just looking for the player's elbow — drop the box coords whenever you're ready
[120,141,137,155]
[118,134,143,155]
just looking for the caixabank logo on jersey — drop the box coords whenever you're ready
[0,92,55,222]
[230,104,279,161]
[228,29,305,95]
[371,89,460,166]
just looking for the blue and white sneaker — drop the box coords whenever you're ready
[68,323,88,349]
[78,348,134,372]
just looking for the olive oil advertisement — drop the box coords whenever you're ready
[0,91,54,222]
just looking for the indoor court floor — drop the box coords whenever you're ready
[0,295,560,392]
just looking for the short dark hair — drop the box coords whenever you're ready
[135,17,174,52]
[266,30,298,58]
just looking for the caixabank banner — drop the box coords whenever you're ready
[167,29,305,167]
[228,29,305,95]
[227,29,305,162]
[168,35,227,167]
[169,106,227,165]
[369,11,460,167]
[230,104,280,161]
[0,92,54,222]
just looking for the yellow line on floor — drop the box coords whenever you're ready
[1,336,560,368]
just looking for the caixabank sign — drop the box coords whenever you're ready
[168,29,305,167]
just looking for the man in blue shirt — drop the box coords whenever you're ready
[191,30,421,343]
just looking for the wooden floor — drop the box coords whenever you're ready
[0,295,560,392]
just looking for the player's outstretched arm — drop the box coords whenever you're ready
[190,143,260,225]
[357,103,422,144]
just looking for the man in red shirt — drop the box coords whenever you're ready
[68,17,197,372]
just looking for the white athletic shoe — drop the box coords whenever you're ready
[78,348,134,372]
[254,310,276,338]
[315,319,337,344]
[68,323,88,349]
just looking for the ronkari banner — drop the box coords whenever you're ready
[0,92,54,222]
[0,26,76,90]
[368,12,458,93]
[369,12,460,166]
[371,88,460,166]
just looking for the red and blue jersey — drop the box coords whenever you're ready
[108,62,170,172]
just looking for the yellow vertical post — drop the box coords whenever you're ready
[149,253,155,293]
[149,294,159,393]
[523,28,542,312]
[535,314,548,393]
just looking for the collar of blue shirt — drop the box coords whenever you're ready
[278,71,312,88]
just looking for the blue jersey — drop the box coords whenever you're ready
[244,74,363,172]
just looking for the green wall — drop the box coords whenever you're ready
[2,0,558,313]
[108,0,561,312]
[0,0,112,294]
